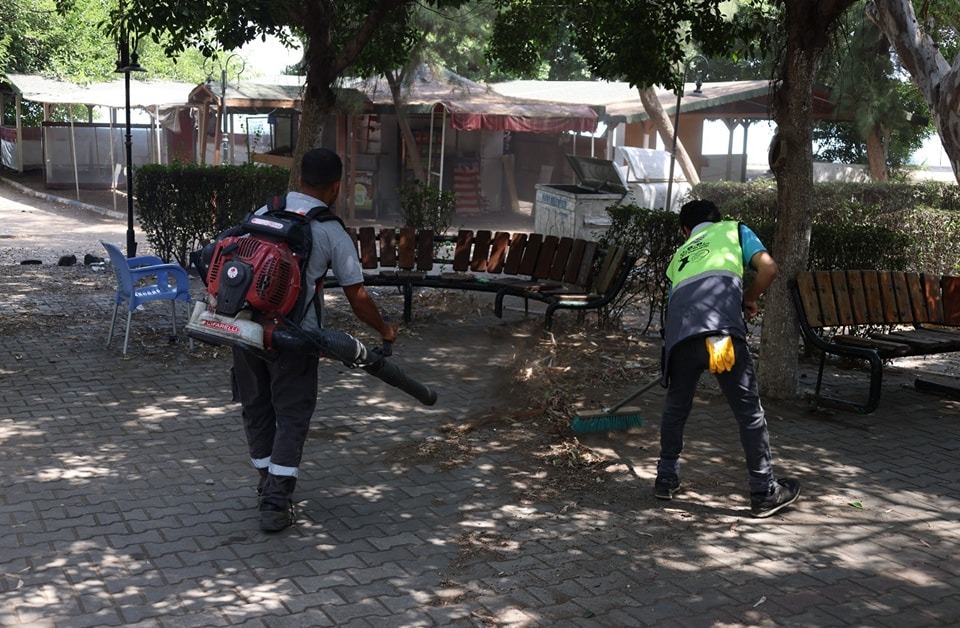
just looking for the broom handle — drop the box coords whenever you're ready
[608,377,661,413]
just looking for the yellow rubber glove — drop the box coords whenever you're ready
[706,335,736,374]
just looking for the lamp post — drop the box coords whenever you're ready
[665,55,708,212]
[115,24,145,258]
[205,53,245,165]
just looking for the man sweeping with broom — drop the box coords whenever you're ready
[655,199,800,518]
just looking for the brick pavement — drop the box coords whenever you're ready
[1,177,959,626]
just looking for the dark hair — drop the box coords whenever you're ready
[301,148,343,187]
[679,199,722,231]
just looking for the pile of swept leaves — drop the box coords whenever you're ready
[372,287,664,503]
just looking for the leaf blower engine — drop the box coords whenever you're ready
[187,234,303,357]
[187,234,437,406]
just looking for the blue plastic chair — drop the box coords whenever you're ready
[101,241,192,355]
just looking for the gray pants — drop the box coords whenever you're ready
[658,335,774,494]
[232,348,320,509]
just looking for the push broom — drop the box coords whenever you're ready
[569,377,659,434]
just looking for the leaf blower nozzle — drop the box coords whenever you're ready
[269,325,438,406]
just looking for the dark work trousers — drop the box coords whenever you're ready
[657,335,774,495]
[232,347,320,509]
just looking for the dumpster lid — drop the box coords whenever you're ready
[616,146,680,182]
[565,155,629,195]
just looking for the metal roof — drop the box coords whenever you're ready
[1,73,196,109]
[187,77,370,114]
[346,65,598,130]
[492,79,839,123]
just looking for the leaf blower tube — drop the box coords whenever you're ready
[269,325,438,406]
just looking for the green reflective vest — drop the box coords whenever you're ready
[663,221,747,367]
[666,221,743,289]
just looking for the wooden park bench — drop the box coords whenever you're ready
[791,270,960,414]
[324,227,637,331]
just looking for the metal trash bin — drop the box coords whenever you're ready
[534,155,635,239]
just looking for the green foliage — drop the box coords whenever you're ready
[1,0,111,80]
[0,0,207,84]
[813,3,933,171]
[601,180,960,333]
[598,204,684,332]
[695,180,960,274]
[489,0,755,92]
[135,163,288,266]
[397,180,456,234]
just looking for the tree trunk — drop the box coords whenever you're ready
[758,0,857,401]
[866,123,889,181]
[289,88,332,190]
[638,86,700,190]
[867,0,960,183]
[386,69,427,183]
[286,0,409,189]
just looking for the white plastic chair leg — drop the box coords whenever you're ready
[108,302,121,346]
[123,309,133,355]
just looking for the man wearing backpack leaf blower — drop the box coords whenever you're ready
[232,148,397,532]
[656,199,800,518]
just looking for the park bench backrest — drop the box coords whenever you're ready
[794,270,945,328]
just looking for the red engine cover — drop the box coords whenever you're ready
[207,236,302,318]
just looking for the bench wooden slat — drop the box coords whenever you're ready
[845,270,870,325]
[344,227,359,256]
[830,270,855,326]
[470,230,493,272]
[892,271,913,323]
[452,230,474,272]
[941,275,960,325]
[563,239,588,285]
[878,329,960,352]
[532,235,560,279]
[907,272,929,322]
[575,241,599,287]
[503,233,527,276]
[834,334,912,357]
[358,227,378,269]
[398,227,416,270]
[549,237,574,282]
[379,229,397,267]
[594,245,627,294]
[488,232,510,274]
[795,272,823,327]
[416,230,434,271]
[922,272,944,323]
[869,332,959,354]
[813,271,841,327]
[517,233,542,276]
[877,270,899,324]
[861,270,885,324]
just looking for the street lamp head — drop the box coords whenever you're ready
[119,52,147,74]
[687,55,709,95]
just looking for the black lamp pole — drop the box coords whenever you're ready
[116,2,144,258]
[121,39,136,258]
[665,55,708,212]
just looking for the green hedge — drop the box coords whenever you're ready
[695,180,960,274]
[135,163,289,265]
[599,180,960,331]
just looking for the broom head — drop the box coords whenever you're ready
[570,406,647,434]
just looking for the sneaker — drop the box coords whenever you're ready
[750,478,801,518]
[259,501,296,532]
[654,476,681,500]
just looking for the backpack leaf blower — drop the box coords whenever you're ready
[186,231,437,406]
